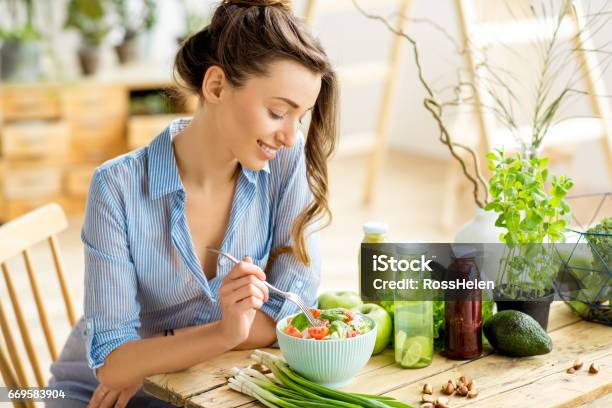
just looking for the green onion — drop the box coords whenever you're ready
[275,362,389,408]
[255,352,363,407]
[225,350,413,408]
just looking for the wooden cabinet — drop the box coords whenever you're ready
[1,164,63,199]
[1,121,70,159]
[0,79,195,222]
[63,86,128,161]
[65,165,96,197]
[1,86,61,121]
[62,85,127,117]
[128,114,181,149]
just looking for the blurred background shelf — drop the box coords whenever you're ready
[0,65,197,222]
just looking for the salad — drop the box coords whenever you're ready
[283,307,372,340]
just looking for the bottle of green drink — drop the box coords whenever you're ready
[394,301,433,368]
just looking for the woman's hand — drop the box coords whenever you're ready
[218,256,269,345]
[87,382,141,408]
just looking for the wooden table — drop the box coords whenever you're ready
[144,302,612,407]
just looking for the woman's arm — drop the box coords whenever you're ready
[97,320,231,389]
[233,310,277,350]
[147,311,275,352]
[145,309,275,352]
[98,259,269,390]
[150,310,275,344]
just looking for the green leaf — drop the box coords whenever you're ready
[552,219,567,230]
[319,310,346,322]
[495,214,506,228]
[521,210,544,231]
[506,210,520,230]
[560,202,570,214]
[552,184,567,198]
[490,183,503,197]
[329,320,349,338]
[538,157,550,169]
[290,313,311,331]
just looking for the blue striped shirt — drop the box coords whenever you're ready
[82,118,321,371]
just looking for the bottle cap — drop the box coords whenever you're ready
[362,222,388,235]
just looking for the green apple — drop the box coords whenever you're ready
[358,303,392,355]
[317,291,363,311]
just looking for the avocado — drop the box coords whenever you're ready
[483,310,553,357]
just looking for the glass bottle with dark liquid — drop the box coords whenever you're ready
[444,256,482,359]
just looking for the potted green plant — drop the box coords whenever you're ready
[65,0,112,75]
[485,149,574,329]
[112,0,156,64]
[0,0,42,81]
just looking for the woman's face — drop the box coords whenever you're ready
[218,59,322,171]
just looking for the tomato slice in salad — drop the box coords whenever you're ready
[308,326,329,340]
[285,325,302,338]
[343,309,355,323]
[309,307,321,319]
[347,329,359,338]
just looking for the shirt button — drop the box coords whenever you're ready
[294,281,303,289]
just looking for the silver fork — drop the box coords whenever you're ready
[206,247,318,327]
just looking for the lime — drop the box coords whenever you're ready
[408,336,433,356]
[400,339,422,367]
[395,330,407,350]
[400,336,432,367]
[395,331,408,363]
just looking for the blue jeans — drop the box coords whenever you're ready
[46,318,175,408]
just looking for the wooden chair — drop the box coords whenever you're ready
[0,204,77,408]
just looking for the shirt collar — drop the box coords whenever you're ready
[148,125,184,200]
[147,118,269,200]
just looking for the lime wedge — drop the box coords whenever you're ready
[395,330,407,351]
[395,331,408,363]
[400,336,432,367]
[407,336,433,356]
[400,339,422,366]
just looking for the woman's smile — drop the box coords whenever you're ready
[257,139,280,160]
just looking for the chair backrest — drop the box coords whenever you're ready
[0,204,76,401]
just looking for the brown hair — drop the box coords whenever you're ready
[174,0,338,267]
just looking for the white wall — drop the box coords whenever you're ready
[309,0,612,190]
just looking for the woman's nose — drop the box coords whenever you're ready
[276,122,299,148]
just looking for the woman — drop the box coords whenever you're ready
[47,1,338,407]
